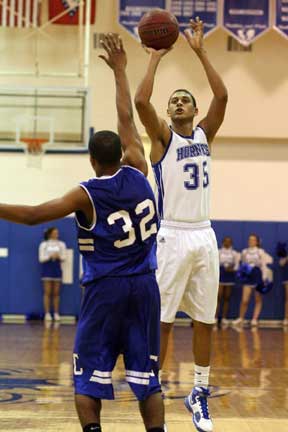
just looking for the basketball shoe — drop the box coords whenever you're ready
[184,386,213,432]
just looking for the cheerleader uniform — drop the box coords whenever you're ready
[39,239,66,281]
[219,248,239,286]
[280,257,288,284]
[241,247,265,287]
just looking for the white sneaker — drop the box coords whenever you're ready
[283,319,288,326]
[159,369,163,385]
[232,318,243,327]
[184,386,213,432]
[44,313,52,321]
[221,318,229,326]
[251,319,258,327]
[54,313,61,322]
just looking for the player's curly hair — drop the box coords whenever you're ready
[89,130,122,166]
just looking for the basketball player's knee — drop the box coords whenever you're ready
[161,322,173,334]
[193,320,213,330]
[139,391,164,430]
[75,393,101,410]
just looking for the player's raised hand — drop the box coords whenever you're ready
[142,44,172,59]
[99,33,127,70]
[184,17,204,53]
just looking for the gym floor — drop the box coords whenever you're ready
[0,323,287,431]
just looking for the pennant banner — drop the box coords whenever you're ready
[48,0,96,25]
[223,0,270,46]
[119,0,165,38]
[275,0,288,39]
[0,0,41,28]
[169,0,219,37]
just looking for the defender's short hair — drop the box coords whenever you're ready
[89,131,122,165]
[168,89,197,108]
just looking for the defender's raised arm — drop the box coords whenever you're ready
[100,33,147,175]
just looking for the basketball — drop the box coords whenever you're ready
[138,8,179,50]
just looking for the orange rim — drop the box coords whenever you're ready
[22,138,47,154]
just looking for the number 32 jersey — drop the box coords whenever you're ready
[76,166,159,285]
[152,126,211,223]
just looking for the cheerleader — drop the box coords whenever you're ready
[217,237,240,326]
[278,244,288,326]
[233,234,273,327]
[39,227,66,321]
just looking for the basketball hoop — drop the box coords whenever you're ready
[22,137,48,169]
[14,114,54,169]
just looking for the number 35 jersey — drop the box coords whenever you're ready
[76,166,159,285]
[152,126,211,223]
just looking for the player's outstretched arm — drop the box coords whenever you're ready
[0,187,92,225]
[134,47,171,162]
[99,33,147,176]
[184,17,228,144]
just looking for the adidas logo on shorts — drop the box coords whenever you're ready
[159,237,166,243]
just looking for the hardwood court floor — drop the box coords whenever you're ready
[0,322,288,431]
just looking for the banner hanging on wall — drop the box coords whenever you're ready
[119,0,165,38]
[275,0,288,39]
[169,0,219,37]
[223,0,270,46]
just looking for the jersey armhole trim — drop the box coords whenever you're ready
[151,129,173,167]
[121,165,145,176]
[196,124,208,139]
[75,184,97,232]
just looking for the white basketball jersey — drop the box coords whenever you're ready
[152,126,211,223]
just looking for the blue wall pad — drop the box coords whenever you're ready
[0,218,287,319]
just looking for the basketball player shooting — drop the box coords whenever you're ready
[0,34,165,432]
[135,18,228,432]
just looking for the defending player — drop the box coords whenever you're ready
[0,34,165,432]
[135,18,228,432]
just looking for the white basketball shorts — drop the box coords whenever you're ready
[156,220,219,324]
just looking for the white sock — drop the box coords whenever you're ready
[158,369,162,385]
[194,364,210,389]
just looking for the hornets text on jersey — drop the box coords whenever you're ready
[152,126,210,223]
[75,166,159,285]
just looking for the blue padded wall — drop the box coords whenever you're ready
[0,218,81,317]
[0,218,287,319]
[211,220,287,320]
